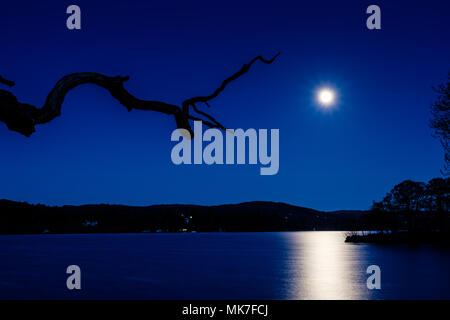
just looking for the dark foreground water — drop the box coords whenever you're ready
[0,232,449,299]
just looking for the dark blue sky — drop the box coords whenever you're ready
[1,0,449,210]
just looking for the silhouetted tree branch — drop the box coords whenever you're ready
[181,54,280,131]
[0,53,279,137]
[431,73,450,175]
[0,76,14,87]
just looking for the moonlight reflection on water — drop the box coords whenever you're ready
[0,232,449,299]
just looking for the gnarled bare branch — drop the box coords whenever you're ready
[183,52,280,107]
[0,76,14,87]
[0,53,279,137]
[191,103,226,130]
[0,73,183,137]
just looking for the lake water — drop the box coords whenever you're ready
[0,231,449,299]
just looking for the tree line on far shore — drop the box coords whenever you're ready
[369,178,449,233]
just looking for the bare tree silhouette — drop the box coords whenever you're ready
[0,53,279,137]
[431,73,450,175]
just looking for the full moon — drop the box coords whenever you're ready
[318,88,335,106]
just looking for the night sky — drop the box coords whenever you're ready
[0,0,449,210]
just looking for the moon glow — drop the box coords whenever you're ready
[318,88,335,106]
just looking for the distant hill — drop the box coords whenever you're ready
[0,199,369,234]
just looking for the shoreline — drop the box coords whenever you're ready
[345,231,450,245]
